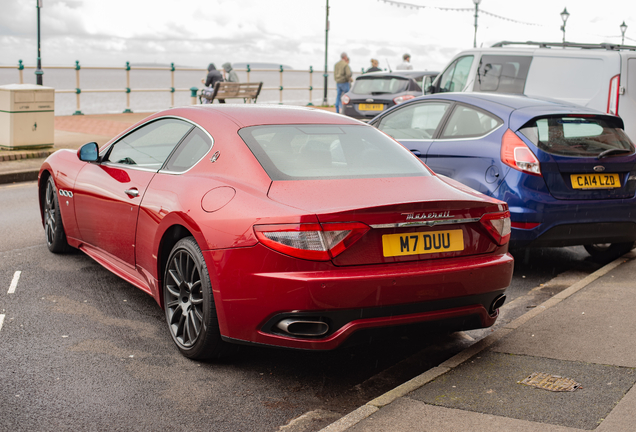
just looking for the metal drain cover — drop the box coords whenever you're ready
[519,372,582,392]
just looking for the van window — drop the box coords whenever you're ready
[438,56,474,93]
[475,55,532,94]
[525,57,604,106]
[519,116,634,157]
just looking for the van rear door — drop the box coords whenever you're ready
[619,56,636,141]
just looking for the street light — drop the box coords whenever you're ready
[323,0,329,106]
[560,7,570,44]
[35,0,43,85]
[473,0,481,48]
[620,21,628,45]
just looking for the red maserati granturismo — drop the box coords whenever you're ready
[39,105,513,360]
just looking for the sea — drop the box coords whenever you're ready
[0,66,359,116]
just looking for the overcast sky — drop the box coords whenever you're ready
[1,0,634,72]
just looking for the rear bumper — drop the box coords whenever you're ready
[204,245,514,350]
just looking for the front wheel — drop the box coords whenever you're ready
[163,237,232,360]
[584,242,635,262]
[43,176,70,253]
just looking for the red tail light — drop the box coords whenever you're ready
[501,129,541,176]
[393,94,415,105]
[607,74,620,115]
[511,221,540,230]
[254,222,369,261]
[480,211,511,246]
[342,95,350,105]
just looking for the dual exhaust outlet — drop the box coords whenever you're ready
[276,318,329,337]
[276,294,506,337]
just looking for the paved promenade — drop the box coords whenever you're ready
[321,251,636,432]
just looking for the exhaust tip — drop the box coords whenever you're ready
[490,294,506,315]
[276,318,329,337]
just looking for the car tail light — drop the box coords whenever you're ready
[342,94,350,105]
[511,221,540,230]
[254,222,369,261]
[480,211,511,246]
[501,129,541,176]
[607,74,620,115]
[393,94,415,105]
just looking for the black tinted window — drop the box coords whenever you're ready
[164,128,212,172]
[475,55,532,94]
[352,77,410,95]
[239,125,430,180]
[520,116,634,157]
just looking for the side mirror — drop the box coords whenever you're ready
[424,85,435,95]
[78,142,99,162]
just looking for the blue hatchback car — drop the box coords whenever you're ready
[369,93,636,260]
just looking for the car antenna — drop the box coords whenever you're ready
[385,58,392,72]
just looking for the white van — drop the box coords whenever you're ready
[427,41,636,140]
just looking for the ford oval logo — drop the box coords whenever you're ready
[593,166,605,172]
[366,98,374,103]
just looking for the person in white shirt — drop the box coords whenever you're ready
[396,53,413,70]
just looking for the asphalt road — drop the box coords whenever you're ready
[0,181,602,431]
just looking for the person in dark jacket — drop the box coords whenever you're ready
[202,63,223,104]
[365,59,381,73]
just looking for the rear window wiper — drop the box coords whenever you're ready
[598,148,633,159]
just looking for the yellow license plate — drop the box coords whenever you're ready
[382,229,464,257]
[570,173,621,189]
[358,103,384,111]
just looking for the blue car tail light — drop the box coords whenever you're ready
[501,129,541,176]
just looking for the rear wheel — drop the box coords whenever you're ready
[43,176,70,253]
[584,242,635,262]
[163,237,232,360]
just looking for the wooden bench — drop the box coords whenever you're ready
[199,82,263,104]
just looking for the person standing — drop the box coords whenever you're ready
[365,59,381,73]
[396,53,413,70]
[334,52,352,114]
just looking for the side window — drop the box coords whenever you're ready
[441,105,502,138]
[438,56,474,93]
[164,127,213,172]
[377,102,450,140]
[475,55,532,93]
[106,118,193,170]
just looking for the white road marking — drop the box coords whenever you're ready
[0,314,4,332]
[8,271,21,294]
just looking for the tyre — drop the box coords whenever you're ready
[584,242,635,262]
[163,236,231,360]
[43,176,70,253]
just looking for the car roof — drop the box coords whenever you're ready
[358,70,438,79]
[185,104,363,127]
[394,93,623,130]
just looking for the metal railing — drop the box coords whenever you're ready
[0,60,359,115]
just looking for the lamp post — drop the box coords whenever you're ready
[560,7,570,44]
[322,0,329,106]
[35,0,43,85]
[473,0,481,48]
[620,21,628,45]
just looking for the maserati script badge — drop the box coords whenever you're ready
[403,211,451,221]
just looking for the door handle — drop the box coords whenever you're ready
[125,188,139,197]
[410,149,423,157]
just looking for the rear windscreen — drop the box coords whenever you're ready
[238,124,431,180]
[519,116,634,157]
[352,77,411,95]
